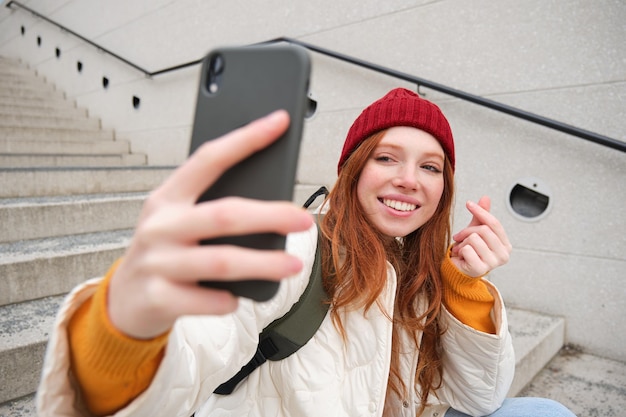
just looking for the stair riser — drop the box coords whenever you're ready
[0,68,41,80]
[0,246,126,306]
[0,139,130,155]
[0,294,62,405]
[0,86,64,100]
[0,168,173,198]
[0,104,87,117]
[0,114,100,129]
[0,95,79,110]
[0,198,145,243]
[0,80,58,95]
[505,309,566,396]
[0,343,46,405]
[0,153,147,168]
[0,127,115,141]
[0,70,46,80]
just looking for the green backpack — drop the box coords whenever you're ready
[213,186,329,395]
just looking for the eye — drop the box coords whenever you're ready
[374,155,394,163]
[421,164,442,173]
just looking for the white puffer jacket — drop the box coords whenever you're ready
[37,224,515,417]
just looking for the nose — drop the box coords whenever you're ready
[392,164,418,190]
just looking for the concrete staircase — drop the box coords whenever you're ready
[0,56,173,412]
[2,55,618,416]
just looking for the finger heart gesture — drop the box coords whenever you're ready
[450,196,512,278]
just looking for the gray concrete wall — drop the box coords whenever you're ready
[1,0,624,361]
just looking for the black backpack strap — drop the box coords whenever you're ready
[302,186,328,210]
[213,186,329,395]
[214,231,326,395]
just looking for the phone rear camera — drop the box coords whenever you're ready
[210,54,224,75]
[207,54,224,94]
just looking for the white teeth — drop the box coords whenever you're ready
[383,199,417,212]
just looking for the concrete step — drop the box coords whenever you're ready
[0,152,147,167]
[0,77,54,93]
[0,85,65,100]
[0,79,60,96]
[0,393,36,417]
[0,126,115,141]
[0,113,101,130]
[0,304,565,412]
[0,229,131,306]
[506,308,565,396]
[0,66,50,80]
[0,138,130,155]
[0,63,39,79]
[0,295,64,405]
[0,94,79,110]
[0,166,174,198]
[0,65,42,77]
[0,192,146,243]
[0,102,87,117]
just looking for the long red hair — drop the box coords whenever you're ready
[319,129,455,413]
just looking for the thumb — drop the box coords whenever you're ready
[477,195,491,212]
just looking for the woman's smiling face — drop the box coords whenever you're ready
[356,126,446,238]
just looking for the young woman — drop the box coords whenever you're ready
[37,88,575,417]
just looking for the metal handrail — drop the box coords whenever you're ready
[6,0,625,152]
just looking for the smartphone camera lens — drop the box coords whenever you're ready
[207,54,224,94]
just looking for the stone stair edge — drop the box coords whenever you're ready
[0,153,148,168]
[0,103,87,115]
[0,125,112,135]
[0,115,100,129]
[0,166,177,188]
[0,228,134,260]
[0,190,150,206]
[0,95,79,107]
[0,138,132,155]
[0,229,132,306]
[0,192,145,243]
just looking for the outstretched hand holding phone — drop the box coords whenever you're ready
[107,111,313,340]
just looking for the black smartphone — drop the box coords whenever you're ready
[189,44,311,301]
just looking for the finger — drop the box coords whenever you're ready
[455,244,489,277]
[453,225,511,262]
[462,196,491,231]
[454,232,497,264]
[454,224,499,252]
[477,195,491,211]
[155,283,240,317]
[453,227,511,271]
[453,199,509,248]
[137,199,313,244]
[126,279,241,337]
[157,110,290,203]
[141,246,304,282]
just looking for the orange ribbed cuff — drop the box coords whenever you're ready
[441,248,496,334]
[68,259,169,415]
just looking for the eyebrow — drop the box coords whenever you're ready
[375,143,445,161]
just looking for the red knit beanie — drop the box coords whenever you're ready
[338,88,455,173]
